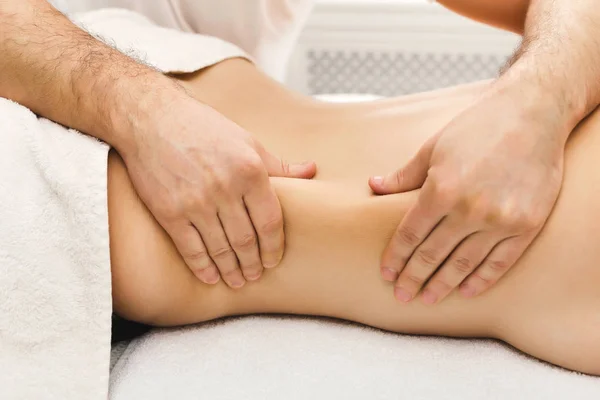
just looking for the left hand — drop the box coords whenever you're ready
[369,86,569,304]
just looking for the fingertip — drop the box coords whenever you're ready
[263,252,283,269]
[421,289,438,305]
[245,270,263,281]
[195,266,221,285]
[459,282,477,298]
[380,266,399,281]
[394,286,413,303]
[290,161,317,179]
[369,176,386,193]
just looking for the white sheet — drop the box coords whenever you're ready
[110,316,600,400]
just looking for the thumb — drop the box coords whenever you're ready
[370,137,436,194]
[260,147,317,179]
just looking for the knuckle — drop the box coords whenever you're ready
[222,268,241,279]
[517,212,540,232]
[395,226,421,247]
[452,256,473,274]
[487,259,510,273]
[416,248,439,267]
[431,279,453,292]
[474,272,493,285]
[183,249,210,264]
[280,158,291,176]
[182,192,208,212]
[465,198,489,221]
[155,198,184,222]
[237,155,265,180]
[429,174,459,204]
[406,274,425,286]
[436,183,458,203]
[211,175,233,195]
[258,216,284,237]
[209,245,235,261]
[232,232,258,251]
[241,262,262,272]
[393,168,405,188]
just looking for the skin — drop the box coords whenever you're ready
[437,0,529,34]
[0,0,315,289]
[371,0,600,304]
[109,59,600,375]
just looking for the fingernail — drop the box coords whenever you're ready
[199,267,220,284]
[245,270,262,281]
[263,257,280,269]
[421,289,438,305]
[230,276,246,289]
[394,287,412,303]
[381,267,399,281]
[460,284,476,298]
[372,176,384,186]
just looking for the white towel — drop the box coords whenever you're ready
[110,316,600,400]
[0,99,111,399]
[0,9,248,399]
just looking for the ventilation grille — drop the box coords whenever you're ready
[306,50,509,96]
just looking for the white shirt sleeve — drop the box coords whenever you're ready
[66,0,315,80]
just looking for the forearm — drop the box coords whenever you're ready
[436,0,530,34]
[0,0,179,148]
[497,0,600,136]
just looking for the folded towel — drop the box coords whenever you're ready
[110,315,600,400]
[0,9,248,399]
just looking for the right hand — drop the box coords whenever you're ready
[119,90,316,289]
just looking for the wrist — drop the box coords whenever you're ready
[101,71,187,154]
[490,65,582,143]
[496,59,588,130]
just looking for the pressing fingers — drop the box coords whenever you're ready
[420,231,501,305]
[218,201,264,282]
[170,223,220,285]
[258,144,317,179]
[380,179,449,283]
[460,234,535,298]
[370,133,437,195]
[244,182,285,269]
[193,213,246,289]
[393,216,475,303]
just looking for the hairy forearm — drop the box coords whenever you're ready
[436,0,530,34]
[0,0,178,148]
[498,0,600,135]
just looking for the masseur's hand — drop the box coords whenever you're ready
[121,89,316,289]
[369,85,569,304]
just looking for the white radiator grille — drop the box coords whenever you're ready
[287,1,520,96]
[306,50,508,96]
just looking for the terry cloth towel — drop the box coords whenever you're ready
[0,8,249,400]
[110,316,600,400]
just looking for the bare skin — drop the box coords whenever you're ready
[109,59,600,375]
